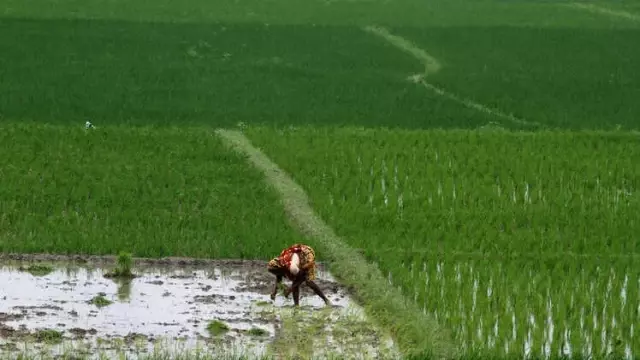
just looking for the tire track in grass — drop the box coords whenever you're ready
[564,3,640,23]
[215,129,458,360]
[363,25,543,130]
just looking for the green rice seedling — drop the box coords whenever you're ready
[88,293,113,308]
[19,264,54,277]
[104,251,135,278]
[116,252,133,276]
[206,320,230,337]
[35,329,63,344]
[246,327,269,337]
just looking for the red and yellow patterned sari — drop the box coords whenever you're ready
[267,244,317,281]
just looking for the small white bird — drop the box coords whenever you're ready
[85,121,95,129]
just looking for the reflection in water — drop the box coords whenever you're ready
[114,278,133,302]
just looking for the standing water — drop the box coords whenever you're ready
[0,256,398,359]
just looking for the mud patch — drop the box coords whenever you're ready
[0,258,397,359]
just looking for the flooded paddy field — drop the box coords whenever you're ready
[0,254,398,359]
[402,257,639,359]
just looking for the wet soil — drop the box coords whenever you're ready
[0,252,298,268]
[0,254,396,359]
[0,253,346,298]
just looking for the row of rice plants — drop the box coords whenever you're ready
[244,125,640,358]
[0,123,304,258]
[247,126,640,256]
[408,256,638,358]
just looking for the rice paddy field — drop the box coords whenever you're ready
[1,0,640,359]
[0,124,304,257]
[245,126,640,359]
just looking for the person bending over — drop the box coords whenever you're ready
[267,243,331,306]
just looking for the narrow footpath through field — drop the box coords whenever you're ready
[362,26,542,130]
[215,129,457,359]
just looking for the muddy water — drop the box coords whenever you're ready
[0,257,398,359]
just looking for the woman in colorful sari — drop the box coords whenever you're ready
[267,243,331,306]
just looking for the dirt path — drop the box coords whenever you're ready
[216,129,457,359]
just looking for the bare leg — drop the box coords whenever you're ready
[293,286,300,306]
[270,274,283,301]
[306,280,331,305]
[284,275,305,299]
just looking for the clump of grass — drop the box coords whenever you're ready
[34,329,63,344]
[88,293,113,308]
[116,251,133,276]
[104,252,136,279]
[254,300,271,307]
[19,264,54,277]
[206,320,229,336]
[247,327,269,336]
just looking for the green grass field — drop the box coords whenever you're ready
[2,0,639,130]
[392,25,640,130]
[0,123,304,257]
[2,0,640,358]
